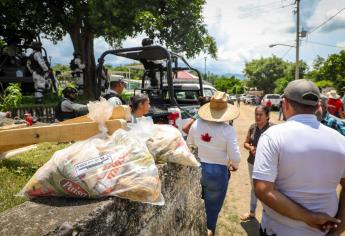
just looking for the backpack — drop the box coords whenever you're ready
[69,59,78,71]
[27,52,44,75]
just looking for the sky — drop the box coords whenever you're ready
[43,0,345,75]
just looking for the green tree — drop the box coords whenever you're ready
[315,80,334,89]
[319,50,345,93]
[214,76,242,93]
[275,61,309,94]
[287,61,308,80]
[312,55,325,71]
[1,0,217,98]
[307,56,325,82]
[243,56,287,93]
[274,77,290,94]
[52,64,70,73]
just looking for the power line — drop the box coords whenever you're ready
[240,0,294,12]
[281,47,293,59]
[305,40,345,49]
[308,7,345,35]
[240,1,282,11]
[239,1,295,18]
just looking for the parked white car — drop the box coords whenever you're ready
[244,95,255,104]
[240,94,246,101]
[261,94,282,109]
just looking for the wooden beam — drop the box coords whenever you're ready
[59,105,131,124]
[0,119,127,153]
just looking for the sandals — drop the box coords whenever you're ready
[240,212,255,221]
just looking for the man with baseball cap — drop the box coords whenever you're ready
[253,79,345,235]
[104,76,126,106]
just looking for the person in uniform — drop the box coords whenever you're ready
[27,42,49,103]
[55,87,88,122]
[70,52,86,94]
[104,76,126,107]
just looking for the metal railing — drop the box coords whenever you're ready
[11,105,56,123]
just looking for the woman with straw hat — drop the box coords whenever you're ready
[187,91,241,235]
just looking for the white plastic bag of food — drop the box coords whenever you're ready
[18,99,164,205]
[146,124,200,167]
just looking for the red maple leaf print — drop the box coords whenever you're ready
[201,133,212,142]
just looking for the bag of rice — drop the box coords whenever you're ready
[146,124,200,167]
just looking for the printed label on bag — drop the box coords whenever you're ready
[74,153,113,176]
[60,179,89,197]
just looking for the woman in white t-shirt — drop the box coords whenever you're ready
[187,91,241,235]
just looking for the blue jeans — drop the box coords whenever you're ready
[248,163,257,212]
[201,162,230,233]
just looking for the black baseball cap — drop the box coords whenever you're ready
[283,79,320,106]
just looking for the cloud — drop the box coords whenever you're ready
[336,41,345,48]
[300,0,321,27]
[41,36,74,65]
[307,0,345,33]
[320,16,345,33]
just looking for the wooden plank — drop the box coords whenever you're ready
[0,124,27,131]
[0,145,37,160]
[0,144,30,153]
[0,119,127,152]
[59,105,131,124]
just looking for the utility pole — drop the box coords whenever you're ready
[295,0,300,80]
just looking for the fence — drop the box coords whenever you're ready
[11,105,56,123]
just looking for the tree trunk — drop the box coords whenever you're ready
[68,27,97,99]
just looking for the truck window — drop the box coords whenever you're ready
[267,95,280,99]
[204,88,213,97]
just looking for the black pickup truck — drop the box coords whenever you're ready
[98,44,211,133]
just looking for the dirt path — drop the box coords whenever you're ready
[216,103,282,236]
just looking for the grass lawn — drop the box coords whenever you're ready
[0,142,69,213]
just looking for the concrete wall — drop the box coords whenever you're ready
[0,163,206,236]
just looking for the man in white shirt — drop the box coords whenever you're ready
[253,79,345,236]
[104,77,126,107]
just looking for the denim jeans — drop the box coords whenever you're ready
[248,163,257,213]
[201,162,230,233]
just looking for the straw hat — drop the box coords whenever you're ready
[328,90,340,99]
[198,91,239,122]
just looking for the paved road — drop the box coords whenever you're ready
[216,103,282,236]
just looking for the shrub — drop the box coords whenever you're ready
[0,83,23,111]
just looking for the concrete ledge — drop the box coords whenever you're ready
[0,163,206,236]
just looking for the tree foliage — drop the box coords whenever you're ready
[244,55,310,94]
[315,80,334,89]
[306,51,345,92]
[212,75,244,94]
[243,56,287,93]
[274,61,308,94]
[319,50,345,92]
[1,0,217,98]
